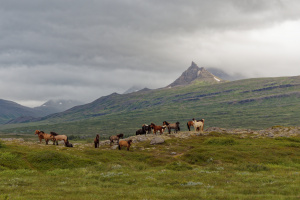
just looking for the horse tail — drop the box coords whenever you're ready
[187,122,190,131]
[118,144,121,150]
[66,136,69,143]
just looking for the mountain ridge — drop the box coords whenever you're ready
[167,62,225,88]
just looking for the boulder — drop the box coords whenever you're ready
[150,137,165,145]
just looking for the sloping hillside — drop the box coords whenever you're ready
[1,74,299,136]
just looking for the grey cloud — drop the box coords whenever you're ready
[1,0,300,106]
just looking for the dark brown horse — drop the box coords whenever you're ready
[118,140,132,151]
[150,123,166,135]
[65,141,73,147]
[94,134,100,148]
[163,121,180,134]
[109,133,124,146]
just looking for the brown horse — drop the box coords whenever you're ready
[150,123,166,135]
[50,132,68,145]
[187,120,194,131]
[94,134,100,148]
[118,140,132,151]
[109,133,124,146]
[35,130,55,145]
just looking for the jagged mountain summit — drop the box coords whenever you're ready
[167,62,224,88]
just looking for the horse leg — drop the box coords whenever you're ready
[46,139,48,145]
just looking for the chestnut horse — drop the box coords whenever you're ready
[187,120,194,131]
[193,119,205,132]
[109,133,124,146]
[50,132,68,145]
[35,130,55,145]
[163,121,180,134]
[94,134,100,148]
[150,123,166,135]
[118,140,132,151]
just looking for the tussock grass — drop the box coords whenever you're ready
[0,133,299,199]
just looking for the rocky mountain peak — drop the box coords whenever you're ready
[167,62,223,88]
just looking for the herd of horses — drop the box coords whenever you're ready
[35,118,204,151]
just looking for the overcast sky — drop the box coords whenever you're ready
[1,0,300,107]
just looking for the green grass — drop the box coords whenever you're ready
[0,133,299,199]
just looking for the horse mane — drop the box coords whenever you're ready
[40,131,45,133]
[117,133,124,138]
[176,122,180,124]
[163,121,170,125]
[50,132,58,136]
[127,140,132,145]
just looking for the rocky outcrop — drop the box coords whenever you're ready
[166,62,224,88]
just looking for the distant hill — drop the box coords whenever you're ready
[0,99,83,124]
[123,86,145,94]
[207,67,246,81]
[33,99,83,115]
[166,62,224,88]
[1,62,299,136]
[0,99,40,124]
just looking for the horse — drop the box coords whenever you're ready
[35,130,55,145]
[193,119,205,132]
[142,124,152,134]
[136,124,149,135]
[65,141,73,147]
[118,140,132,151]
[50,132,68,145]
[136,128,146,135]
[163,121,180,134]
[109,133,124,146]
[187,120,194,131]
[94,134,100,148]
[150,123,166,135]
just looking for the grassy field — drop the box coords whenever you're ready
[0,131,299,200]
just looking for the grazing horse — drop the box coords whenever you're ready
[118,140,132,151]
[50,132,68,145]
[163,121,180,134]
[136,124,150,135]
[65,141,73,147]
[150,123,166,135]
[136,128,146,135]
[94,134,100,148]
[109,133,124,146]
[35,130,55,145]
[193,119,205,132]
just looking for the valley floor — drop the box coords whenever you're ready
[0,126,299,200]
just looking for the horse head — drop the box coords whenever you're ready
[35,130,40,135]
[163,121,169,126]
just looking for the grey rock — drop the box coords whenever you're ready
[150,137,165,145]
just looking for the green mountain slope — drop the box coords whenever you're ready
[0,75,299,137]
